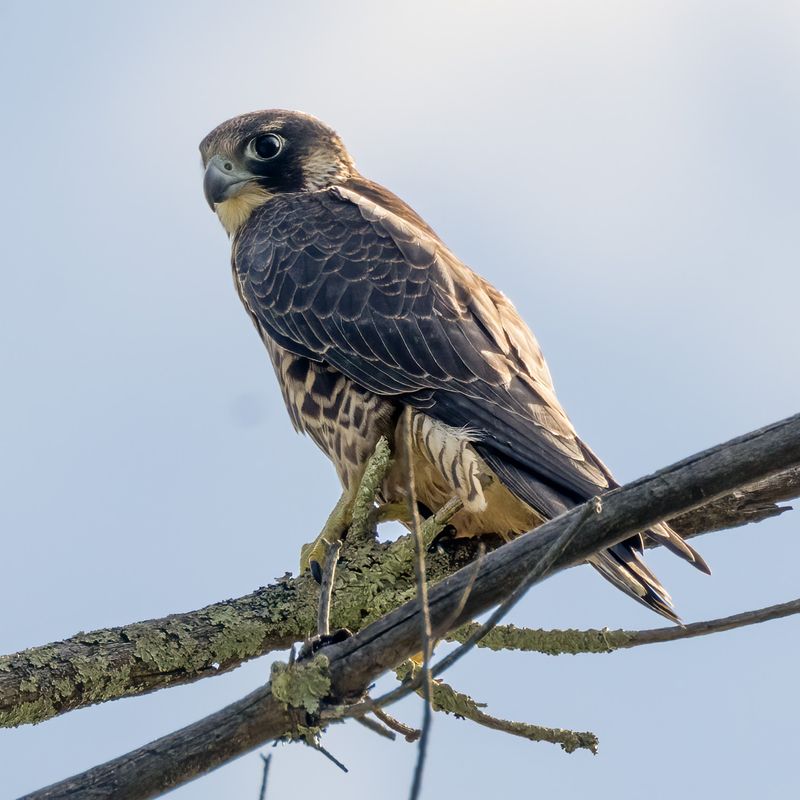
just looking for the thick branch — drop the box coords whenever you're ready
[667,464,799,539]
[3,447,799,730]
[22,412,800,800]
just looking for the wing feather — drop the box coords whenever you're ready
[234,184,610,509]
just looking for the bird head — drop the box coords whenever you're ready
[200,109,355,235]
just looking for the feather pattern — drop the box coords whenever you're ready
[231,176,709,621]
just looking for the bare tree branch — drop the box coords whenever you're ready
[20,412,800,800]
[257,754,271,800]
[3,461,797,731]
[354,714,397,741]
[368,705,421,742]
[425,673,598,754]
[667,464,799,540]
[446,596,800,655]
[394,660,599,753]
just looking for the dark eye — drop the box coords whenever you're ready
[249,133,283,161]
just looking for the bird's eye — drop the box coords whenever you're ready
[249,133,283,161]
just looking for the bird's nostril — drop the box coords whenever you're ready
[223,162,233,171]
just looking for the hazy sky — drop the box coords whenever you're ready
[1,2,799,798]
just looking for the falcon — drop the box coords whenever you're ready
[200,109,709,622]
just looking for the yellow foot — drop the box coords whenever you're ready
[300,489,356,579]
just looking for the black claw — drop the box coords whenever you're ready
[428,524,458,553]
[310,560,323,583]
[417,501,434,519]
[299,628,354,660]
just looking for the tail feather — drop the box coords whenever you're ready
[648,521,712,574]
[589,536,681,623]
[477,448,709,623]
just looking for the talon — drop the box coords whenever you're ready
[300,486,358,575]
[428,523,458,553]
[299,627,354,660]
[299,538,330,577]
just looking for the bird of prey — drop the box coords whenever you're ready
[200,109,709,622]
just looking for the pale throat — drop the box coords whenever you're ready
[214,185,273,236]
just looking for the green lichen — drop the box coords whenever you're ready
[270,655,331,715]
[1,696,60,729]
[1,497,440,730]
[348,436,392,543]
[25,646,59,669]
[288,723,325,746]
[446,623,635,655]
[0,438,483,730]
[396,661,598,754]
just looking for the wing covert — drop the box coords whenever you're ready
[233,184,610,507]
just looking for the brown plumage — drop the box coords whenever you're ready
[200,109,710,622]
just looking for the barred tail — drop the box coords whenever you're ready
[589,523,710,624]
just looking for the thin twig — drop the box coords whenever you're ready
[317,540,342,637]
[257,754,271,800]
[625,596,800,647]
[307,740,349,773]
[354,715,397,741]
[412,670,598,754]
[469,706,597,753]
[433,679,598,754]
[393,661,598,753]
[369,705,421,742]
[446,597,800,655]
[403,408,434,800]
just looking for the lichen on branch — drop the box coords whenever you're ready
[2,444,799,732]
[271,654,331,715]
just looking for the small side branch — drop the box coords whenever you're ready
[396,661,598,754]
[446,597,800,655]
[257,754,271,800]
[430,677,598,755]
[668,465,799,541]
[354,715,397,741]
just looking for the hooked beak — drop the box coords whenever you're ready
[203,154,254,209]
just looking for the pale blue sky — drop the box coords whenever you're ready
[1,2,799,798]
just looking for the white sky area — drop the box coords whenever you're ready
[1,2,799,797]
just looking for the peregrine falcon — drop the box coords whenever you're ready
[200,109,709,622]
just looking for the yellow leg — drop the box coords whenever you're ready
[300,485,358,576]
